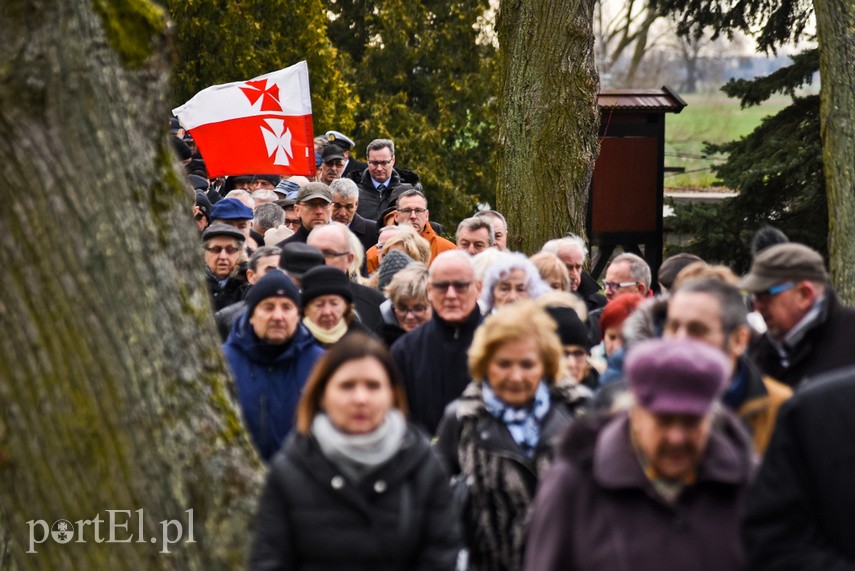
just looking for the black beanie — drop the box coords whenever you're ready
[245,270,301,316]
[300,266,353,308]
[544,306,590,348]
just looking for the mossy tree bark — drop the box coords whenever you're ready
[815,0,855,304]
[0,1,262,569]
[495,0,600,253]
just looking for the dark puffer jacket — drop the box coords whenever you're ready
[434,381,591,571]
[250,425,462,570]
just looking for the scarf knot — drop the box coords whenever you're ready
[483,381,550,457]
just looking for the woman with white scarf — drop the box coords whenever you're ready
[250,332,461,570]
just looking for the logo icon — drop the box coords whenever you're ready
[51,520,74,544]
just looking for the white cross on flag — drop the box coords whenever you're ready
[172,61,315,178]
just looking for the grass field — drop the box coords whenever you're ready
[664,93,792,189]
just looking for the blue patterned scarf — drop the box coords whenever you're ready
[483,381,551,458]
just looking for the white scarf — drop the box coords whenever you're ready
[312,410,407,482]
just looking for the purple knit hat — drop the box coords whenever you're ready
[625,338,729,416]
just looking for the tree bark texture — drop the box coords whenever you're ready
[496,0,600,253]
[0,2,262,569]
[815,0,855,304]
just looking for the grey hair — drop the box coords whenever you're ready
[611,252,652,288]
[329,178,359,200]
[366,138,395,157]
[542,235,587,259]
[480,252,552,310]
[253,203,285,234]
[253,189,279,203]
[672,278,748,335]
[474,209,508,231]
[248,246,282,272]
[385,263,430,304]
[456,217,495,245]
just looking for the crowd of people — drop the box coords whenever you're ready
[178,124,855,570]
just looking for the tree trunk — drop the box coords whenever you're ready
[496,0,600,253]
[815,0,855,304]
[0,2,262,569]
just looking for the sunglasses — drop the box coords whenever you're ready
[204,245,241,255]
[430,281,471,293]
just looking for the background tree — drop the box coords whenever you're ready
[0,1,260,568]
[167,0,358,134]
[324,0,498,227]
[595,0,664,87]
[495,0,600,252]
[653,0,855,302]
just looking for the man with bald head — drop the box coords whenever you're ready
[307,222,385,334]
[391,250,484,433]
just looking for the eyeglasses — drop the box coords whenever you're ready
[324,160,345,167]
[193,212,206,221]
[398,207,427,216]
[204,245,241,255]
[394,304,429,316]
[368,160,393,167]
[751,282,795,303]
[603,281,637,291]
[430,281,471,293]
[564,348,589,360]
[333,202,356,211]
[321,250,350,259]
[284,219,301,228]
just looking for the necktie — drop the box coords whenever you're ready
[376,183,386,193]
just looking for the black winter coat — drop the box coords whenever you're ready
[250,425,462,570]
[750,290,855,387]
[350,169,415,222]
[205,268,248,312]
[742,366,855,570]
[391,308,484,435]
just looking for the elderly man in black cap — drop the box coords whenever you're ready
[742,242,855,387]
[276,183,333,246]
[316,145,346,185]
[223,270,324,461]
[202,222,250,311]
[524,338,756,571]
[325,130,367,177]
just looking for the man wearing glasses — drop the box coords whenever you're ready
[306,222,386,334]
[587,253,652,344]
[329,178,379,260]
[276,183,334,247]
[391,250,484,434]
[350,138,421,221]
[201,223,249,311]
[741,242,855,387]
[394,189,456,264]
[316,145,346,185]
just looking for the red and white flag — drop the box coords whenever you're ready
[173,61,315,178]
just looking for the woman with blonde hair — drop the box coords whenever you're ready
[529,251,571,291]
[250,332,461,569]
[435,301,590,571]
